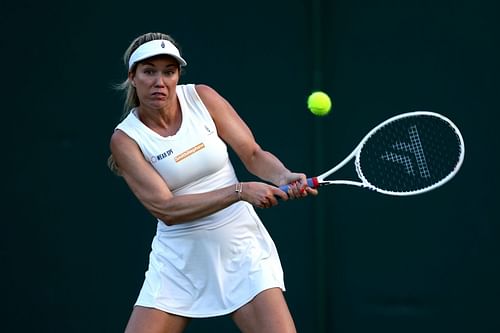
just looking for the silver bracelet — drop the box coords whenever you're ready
[235,182,243,201]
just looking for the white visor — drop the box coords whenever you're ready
[128,39,187,70]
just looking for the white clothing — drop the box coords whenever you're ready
[115,84,285,317]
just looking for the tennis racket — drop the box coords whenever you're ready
[280,111,465,196]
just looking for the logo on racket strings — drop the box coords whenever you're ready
[380,125,430,178]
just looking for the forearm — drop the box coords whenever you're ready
[244,149,290,186]
[151,184,240,225]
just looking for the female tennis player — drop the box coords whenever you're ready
[108,32,317,333]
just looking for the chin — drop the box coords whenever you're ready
[149,100,168,109]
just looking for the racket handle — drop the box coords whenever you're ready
[278,177,319,192]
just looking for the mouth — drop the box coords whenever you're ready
[151,92,167,98]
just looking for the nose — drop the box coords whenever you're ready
[154,73,166,87]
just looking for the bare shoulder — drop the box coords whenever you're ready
[194,84,225,108]
[109,129,137,154]
[194,83,218,98]
[194,84,235,120]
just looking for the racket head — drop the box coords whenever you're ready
[354,111,465,196]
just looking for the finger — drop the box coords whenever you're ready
[274,188,289,201]
[268,194,280,206]
[263,198,273,208]
[256,201,266,209]
[288,181,304,199]
[306,187,319,196]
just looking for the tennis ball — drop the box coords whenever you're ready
[307,91,332,116]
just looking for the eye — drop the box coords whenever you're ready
[164,69,176,76]
[143,68,155,75]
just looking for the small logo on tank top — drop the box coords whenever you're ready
[150,148,174,163]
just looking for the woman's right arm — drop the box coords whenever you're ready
[110,130,243,225]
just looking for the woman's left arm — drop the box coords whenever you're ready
[196,84,317,197]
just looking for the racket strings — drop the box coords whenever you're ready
[357,115,463,193]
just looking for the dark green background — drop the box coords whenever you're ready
[3,0,499,332]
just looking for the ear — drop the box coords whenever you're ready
[128,71,136,87]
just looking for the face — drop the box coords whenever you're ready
[129,55,180,110]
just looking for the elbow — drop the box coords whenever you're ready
[160,218,176,226]
[152,210,178,226]
[149,200,178,226]
[147,196,194,226]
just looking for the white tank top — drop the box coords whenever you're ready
[115,84,242,232]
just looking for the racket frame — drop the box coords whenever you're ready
[312,111,465,196]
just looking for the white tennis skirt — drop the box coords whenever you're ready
[134,202,285,318]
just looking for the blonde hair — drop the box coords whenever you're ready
[107,32,183,175]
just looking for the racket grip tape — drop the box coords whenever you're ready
[278,177,319,192]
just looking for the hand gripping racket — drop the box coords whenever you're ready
[280,111,465,196]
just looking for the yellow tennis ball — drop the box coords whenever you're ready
[307,91,332,116]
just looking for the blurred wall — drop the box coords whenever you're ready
[2,0,498,332]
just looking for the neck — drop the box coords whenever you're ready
[137,98,182,137]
